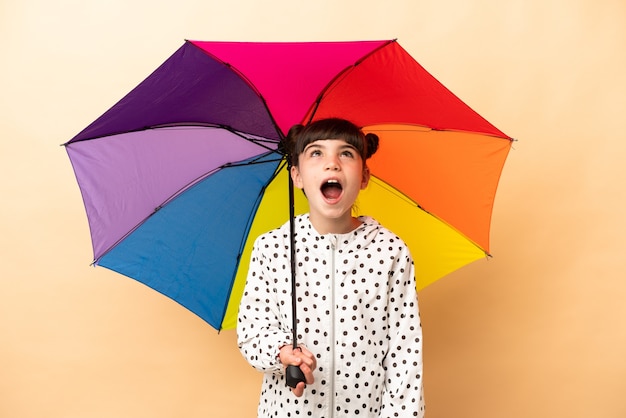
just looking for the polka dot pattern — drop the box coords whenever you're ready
[238,215,424,417]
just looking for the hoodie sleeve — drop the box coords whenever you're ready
[237,236,293,374]
[380,246,426,417]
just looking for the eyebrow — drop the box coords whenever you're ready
[303,142,357,152]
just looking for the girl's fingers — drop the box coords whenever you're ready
[291,381,306,397]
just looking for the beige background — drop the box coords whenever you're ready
[2,0,625,417]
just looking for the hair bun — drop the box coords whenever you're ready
[364,133,379,159]
[279,124,304,165]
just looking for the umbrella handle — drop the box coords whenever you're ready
[286,365,306,388]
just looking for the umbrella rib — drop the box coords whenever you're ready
[191,42,285,139]
[155,152,283,211]
[149,123,282,147]
[368,176,491,257]
[217,158,288,330]
[306,39,397,124]
[64,123,284,146]
[155,150,282,209]
[369,124,514,141]
[93,152,284,265]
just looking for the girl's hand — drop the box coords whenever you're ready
[279,344,317,397]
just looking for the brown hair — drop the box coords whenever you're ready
[281,118,379,167]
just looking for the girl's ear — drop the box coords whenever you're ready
[360,166,371,189]
[291,165,304,189]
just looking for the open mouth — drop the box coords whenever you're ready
[321,179,343,200]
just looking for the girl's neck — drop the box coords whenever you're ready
[308,213,361,235]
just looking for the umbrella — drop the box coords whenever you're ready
[64,39,512,333]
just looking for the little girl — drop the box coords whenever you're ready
[237,118,425,417]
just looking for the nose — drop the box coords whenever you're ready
[324,156,340,171]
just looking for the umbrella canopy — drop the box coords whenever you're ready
[64,39,512,330]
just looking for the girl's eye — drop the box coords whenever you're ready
[310,150,322,157]
[341,150,355,158]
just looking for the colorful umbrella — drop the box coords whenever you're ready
[64,39,512,331]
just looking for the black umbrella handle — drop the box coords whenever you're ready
[286,161,306,389]
[286,365,306,388]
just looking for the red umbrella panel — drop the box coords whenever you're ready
[64,40,512,330]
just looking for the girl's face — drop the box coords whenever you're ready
[290,138,370,234]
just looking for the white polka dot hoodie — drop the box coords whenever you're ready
[238,214,425,417]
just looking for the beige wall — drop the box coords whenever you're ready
[2,1,625,417]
